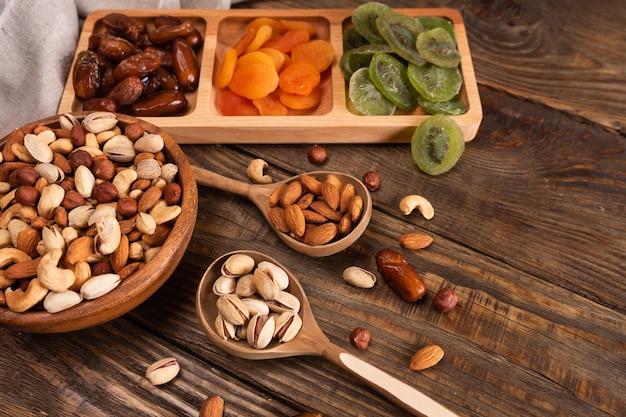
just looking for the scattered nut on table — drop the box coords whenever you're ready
[349,327,371,350]
[342,266,376,288]
[433,287,458,312]
[199,395,224,417]
[145,357,180,385]
[409,345,445,371]
[399,195,434,220]
[399,232,433,250]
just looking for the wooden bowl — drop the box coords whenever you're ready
[0,112,198,333]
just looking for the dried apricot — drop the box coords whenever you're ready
[259,48,286,71]
[279,61,320,96]
[246,17,283,39]
[253,91,289,115]
[245,24,273,53]
[232,26,256,56]
[279,86,321,110]
[215,48,238,88]
[229,62,279,99]
[278,19,317,36]
[219,90,260,116]
[291,39,335,72]
[237,51,276,70]
[262,29,310,54]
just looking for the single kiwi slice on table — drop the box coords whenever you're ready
[418,95,468,115]
[339,43,394,81]
[369,53,419,111]
[351,2,392,44]
[416,27,461,68]
[416,16,457,44]
[411,114,465,176]
[349,67,397,115]
[407,62,462,102]
[375,10,426,66]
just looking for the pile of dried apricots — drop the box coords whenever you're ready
[214,17,334,116]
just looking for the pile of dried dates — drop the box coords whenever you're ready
[73,13,203,117]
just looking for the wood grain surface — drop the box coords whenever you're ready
[2,1,625,417]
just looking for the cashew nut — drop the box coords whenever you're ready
[399,195,434,220]
[0,247,32,269]
[38,248,76,292]
[112,168,138,198]
[5,277,49,312]
[0,203,38,229]
[94,215,121,255]
[247,158,272,184]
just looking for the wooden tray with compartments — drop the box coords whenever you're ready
[58,8,482,144]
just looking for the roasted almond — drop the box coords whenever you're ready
[298,173,322,195]
[199,395,225,417]
[110,234,129,272]
[320,182,340,211]
[284,204,306,237]
[409,345,444,371]
[339,183,355,214]
[309,200,343,222]
[64,235,94,265]
[137,186,162,212]
[280,181,303,207]
[268,183,287,207]
[5,257,42,280]
[303,222,337,246]
[268,206,289,233]
[399,233,434,250]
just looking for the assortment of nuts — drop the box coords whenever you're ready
[0,112,183,313]
[267,173,364,246]
[73,13,203,116]
[211,253,303,349]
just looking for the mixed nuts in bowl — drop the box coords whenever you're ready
[0,111,198,333]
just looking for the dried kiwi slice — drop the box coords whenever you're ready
[411,114,464,175]
[376,10,426,66]
[418,95,468,115]
[351,2,392,45]
[416,27,461,68]
[369,53,419,111]
[349,67,397,115]
[339,44,394,81]
[416,16,457,44]
[407,62,462,102]
[343,25,369,51]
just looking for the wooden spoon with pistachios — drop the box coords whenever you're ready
[196,250,460,417]
[191,165,372,257]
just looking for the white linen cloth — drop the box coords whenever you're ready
[0,0,240,136]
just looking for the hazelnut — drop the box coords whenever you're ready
[14,185,39,206]
[349,327,371,350]
[61,190,85,210]
[59,177,76,192]
[92,156,116,181]
[70,125,86,147]
[124,122,144,141]
[92,181,119,203]
[362,170,380,191]
[307,144,327,164]
[13,166,39,187]
[68,149,93,170]
[117,197,138,217]
[163,183,182,205]
[433,287,458,313]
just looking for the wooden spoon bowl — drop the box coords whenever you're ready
[196,250,459,416]
[191,166,372,257]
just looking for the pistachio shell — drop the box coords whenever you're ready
[342,266,377,289]
[241,298,270,317]
[267,290,300,314]
[253,268,279,301]
[134,133,164,153]
[216,293,250,326]
[145,357,180,385]
[274,310,303,342]
[247,313,275,349]
[257,261,289,290]
[43,290,83,313]
[102,134,136,163]
[221,254,255,277]
[215,313,237,340]
[82,112,118,133]
[212,275,237,296]
[234,273,256,297]
[23,133,54,163]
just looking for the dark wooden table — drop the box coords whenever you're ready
[1,1,625,416]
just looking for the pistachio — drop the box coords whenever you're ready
[36,162,65,184]
[234,273,256,297]
[136,212,157,235]
[342,266,377,289]
[267,290,300,314]
[80,273,121,300]
[274,310,303,343]
[134,133,164,153]
[94,215,121,255]
[241,298,270,317]
[74,165,96,198]
[221,253,255,277]
[145,357,180,385]
[257,261,289,290]
[212,275,236,296]
[82,111,118,133]
[103,134,136,163]
[215,313,238,340]
[216,293,250,326]
[43,290,83,313]
[247,313,275,349]
[37,184,66,219]
[23,133,54,163]
[159,163,178,183]
[136,158,161,180]
[253,268,279,301]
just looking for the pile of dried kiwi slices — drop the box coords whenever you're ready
[341,1,467,117]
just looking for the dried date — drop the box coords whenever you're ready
[112,51,162,81]
[172,38,200,90]
[131,90,187,117]
[375,249,426,302]
[73,51,100,99]
[102,12,145,42]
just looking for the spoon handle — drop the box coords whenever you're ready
[191,165,252,198]
[321,342,459,417]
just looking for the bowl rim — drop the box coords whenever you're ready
[0,111,198,333]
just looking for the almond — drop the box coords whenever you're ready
[302,209,328,224]
[16,227,40,258]
[5,257,41,280]
[320,182,340,211]
[409,345,444,371]
[399,233,434,250]
[298,173,322,195]
[142,223,171,246]
[339,183,355,213]
[64,235,94,265]
[268,206,289,233]
[110,234,129,272]
[199,395,224,417]
[280,181,303,207]
[303,222,337,246]
[309,200,343,222]
[137,186,162,213]
[268,183,287,207]
[284,204,306,237]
